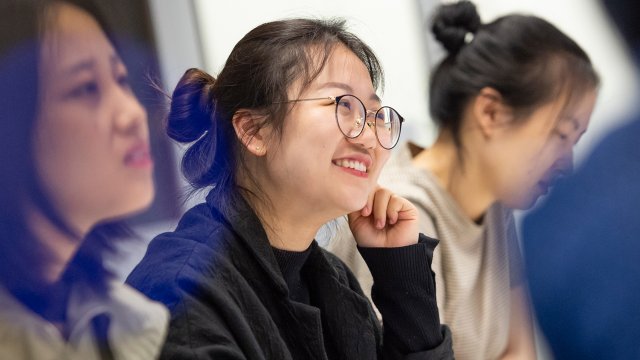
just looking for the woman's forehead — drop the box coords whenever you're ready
[302,45,376,98]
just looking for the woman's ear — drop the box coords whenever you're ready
[472,87,513,138]
[232,109,269,156]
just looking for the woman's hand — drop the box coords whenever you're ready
[348,187,419,248]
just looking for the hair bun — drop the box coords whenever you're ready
[166,68,216,143]
[432,1,481,55]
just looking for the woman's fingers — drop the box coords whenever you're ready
[352,185,418,228]
[363,187,414,229]
[387,194,401,225]
[361,185,379,217]
[349,186,420,248]
[371,188,393,229]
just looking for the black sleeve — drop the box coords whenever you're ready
[127,238,253,360]
[358,234,454,360]
[160,291,248,359]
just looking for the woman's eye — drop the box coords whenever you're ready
[555,118,579,143]
[68,81,99,98]
[338,99,352,110]
[555,130,570,141]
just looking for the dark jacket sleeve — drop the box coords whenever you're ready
[358,234,454,360]
[127,238,262,360]
[161,288,249,360]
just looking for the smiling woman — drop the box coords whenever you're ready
[127,18,454,359]
[0,0,167,358]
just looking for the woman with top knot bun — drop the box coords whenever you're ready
[328,1,599,359]
[127,17,456,359]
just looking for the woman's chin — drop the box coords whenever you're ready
[111,188,156,221]
[341,198,368,216]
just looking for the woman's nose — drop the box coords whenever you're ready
[113,87,148,135]
[352,117,378,149]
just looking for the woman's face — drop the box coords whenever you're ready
[262,44,391,218]
[34,3,154,234]
[487,90,597,209]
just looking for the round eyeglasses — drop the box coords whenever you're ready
[280,94,404,150]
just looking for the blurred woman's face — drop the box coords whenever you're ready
[486,89,597,209]
[34,3,154,234]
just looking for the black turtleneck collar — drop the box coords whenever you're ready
[271,245,313,304]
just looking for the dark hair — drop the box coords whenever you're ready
[429,1,599,149]
[0,0,128,305]
[168,18,383,209]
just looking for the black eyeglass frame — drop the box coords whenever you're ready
[279,94,405,150]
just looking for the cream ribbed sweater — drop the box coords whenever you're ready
[327,143,522,360]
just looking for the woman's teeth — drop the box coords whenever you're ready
[334,159,367,173]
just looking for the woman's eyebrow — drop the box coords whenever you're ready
[317,81,380,102]
[62,58,95,77]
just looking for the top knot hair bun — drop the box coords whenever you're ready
[432,1,481,55]
[166,68,217,143]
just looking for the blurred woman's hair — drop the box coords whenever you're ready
[429,1,599,149]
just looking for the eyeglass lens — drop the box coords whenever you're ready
[335,95,401,149]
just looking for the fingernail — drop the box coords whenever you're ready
[376,219,384,229]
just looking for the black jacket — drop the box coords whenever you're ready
[127,192,453,359]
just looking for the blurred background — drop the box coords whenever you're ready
[103,1,638,358]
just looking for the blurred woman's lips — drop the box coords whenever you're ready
[124,142,153,169]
